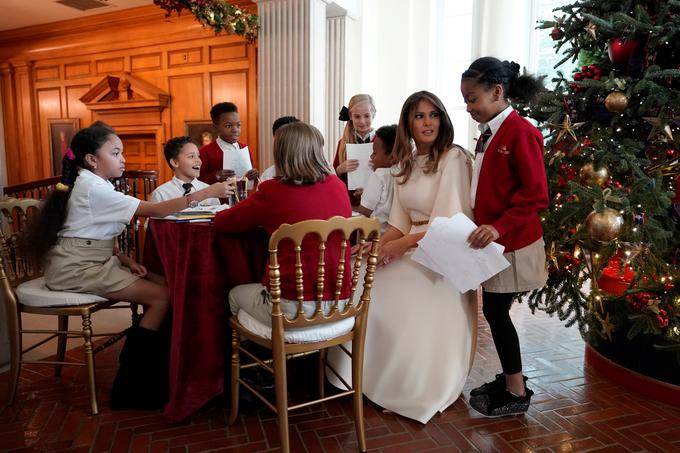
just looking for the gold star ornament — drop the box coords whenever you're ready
[643,115,674,141]
[551,115,586,143]
[585,21,598,40]
[597,312,615,341]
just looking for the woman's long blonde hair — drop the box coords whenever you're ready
[336,94,376,163]
[393,91,454,184]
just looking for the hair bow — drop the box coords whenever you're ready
[65,147,76,161]
[338,106,350,121]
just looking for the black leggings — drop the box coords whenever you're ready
[482,290,522,374]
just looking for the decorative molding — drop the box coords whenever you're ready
[80,72,170,108]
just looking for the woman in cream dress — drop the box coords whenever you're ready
[329,91,477,424]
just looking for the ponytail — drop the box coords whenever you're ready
[462,57,544,104]
[26,123,115,262]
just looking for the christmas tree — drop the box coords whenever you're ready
[523,0,680,383]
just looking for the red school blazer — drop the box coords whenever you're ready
[198,140,252,185]
[473,110,549,252]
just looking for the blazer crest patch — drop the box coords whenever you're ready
[497,145,510,155]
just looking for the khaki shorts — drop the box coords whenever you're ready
[44,237,139,296]
[483,238,547,293]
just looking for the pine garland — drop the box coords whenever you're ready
[154,0,259,43]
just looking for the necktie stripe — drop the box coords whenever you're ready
[475,128,492,155]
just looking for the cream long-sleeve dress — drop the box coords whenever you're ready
[328,146,478,424]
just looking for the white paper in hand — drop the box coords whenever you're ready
[411,213,510,293]
[222,145,253,177]
[346,143,373,190]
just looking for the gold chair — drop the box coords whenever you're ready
[228,216,380,453]
[0,197,137,415]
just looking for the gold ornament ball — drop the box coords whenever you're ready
[579,163,609,185]
[585,208,624,242]
[604,91,629,113]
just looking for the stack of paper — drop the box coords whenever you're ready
[158,204,229,221]
[411,213,510,293]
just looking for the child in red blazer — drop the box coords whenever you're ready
[461,57,548,417]
[199,102,259,185]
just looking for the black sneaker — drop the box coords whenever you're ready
[469,373,528,397]
[469,387,534,417]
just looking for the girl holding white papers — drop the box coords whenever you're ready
[461,57,548,417]
[329,91,477,424]
[333,94,377,205]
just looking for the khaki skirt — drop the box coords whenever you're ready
[483,238,548,293]
[44,237,139,296]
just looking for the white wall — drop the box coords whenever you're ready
[349,0,477,148]
[346,0,535,152]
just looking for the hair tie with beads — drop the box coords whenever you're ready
[55,182,70,192]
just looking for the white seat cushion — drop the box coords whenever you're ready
[16,277,108,307]
[237,309,354,343]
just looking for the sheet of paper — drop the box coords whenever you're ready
[346,143,373,190]
[411,213,510,293]
[223,145,253,177]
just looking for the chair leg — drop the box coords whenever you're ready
[81,314,99,415]
[55,315,68,377]
[6,310,22,406]
[352,339,367,453]
[273,347,289,453]
[228,329,240,425]
[130,303,141,325]
[318,348,327,399]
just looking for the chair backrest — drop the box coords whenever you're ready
[0,198,42,287]
[267,216,380,331]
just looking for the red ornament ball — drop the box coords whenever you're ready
[608,37,639,67]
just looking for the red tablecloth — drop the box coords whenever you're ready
[144,219,267,422]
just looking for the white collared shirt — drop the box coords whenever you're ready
[151,176,220,205]
[471,105,514,208]
[360,166,396,232]
[59,169,140,240]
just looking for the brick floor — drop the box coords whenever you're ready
[1,302,679,452]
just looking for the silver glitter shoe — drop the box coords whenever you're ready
[469,387,534,417]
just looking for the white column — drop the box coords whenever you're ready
[325,11,349,161]
[478,0,532,65]
[255,0,329,170]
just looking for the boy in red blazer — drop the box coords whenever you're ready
[199,102,259,185]
[461,57,548,417]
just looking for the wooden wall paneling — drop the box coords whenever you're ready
[36,88,62,175]
[210,43,247,63]
[35,65,59,82]
[64,61,91,79]
[246,43,258,170]
[168,73,205,137]
[0,65,20,184]
[65,85,93,128]
[131,53,163,72]
[210,70,248,138]
[96,57,125,75]
[13,62,44,180]
[168,47,203,68]
[0,5,258,185]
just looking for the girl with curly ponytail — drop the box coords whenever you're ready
[461,57,549,417]
[25,122,234,410]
